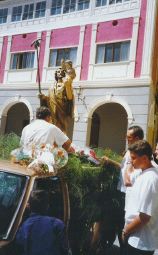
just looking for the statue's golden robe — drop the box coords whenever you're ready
[40,74,74,134]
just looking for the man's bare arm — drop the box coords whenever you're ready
[122,213,151,240]
[124,164,133,187]
[101,156,121,169]
[62,139,73,152]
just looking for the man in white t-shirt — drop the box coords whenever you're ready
[117,126,144,193]
[20,106,72,152]
[117,126,144,253]
[102,126,144,254]
[123,140,158,255]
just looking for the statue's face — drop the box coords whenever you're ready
[56,68,65,79]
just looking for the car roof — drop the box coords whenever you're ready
[0,160,57,177]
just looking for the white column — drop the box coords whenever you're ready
[46,0,51,21]
[85,117,92,147]
[42,30,51,83]
[141,0,158,77]
[4,35,12,83]
[72,120,88,147]
[7,4,12,23]
[127,16,139,77]
[0,115,7,135]
[75,25,85,81]
[88,23,97,80]
[0,37,3,61]
[89,0,96,16]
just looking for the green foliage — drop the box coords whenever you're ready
[0,133,20,160]
[0,134,122,254]
[61,152,122,255]
[94,147,122,163]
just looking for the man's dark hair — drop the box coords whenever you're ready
[128,140,153,160]
[29,190,49,215]
[36,107,51,120]
[128,125,144,139]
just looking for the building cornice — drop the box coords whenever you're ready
[75,77,151,88]
[0,77,152,91]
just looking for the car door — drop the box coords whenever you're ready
[0,170,30,255]
[32,176,70,226]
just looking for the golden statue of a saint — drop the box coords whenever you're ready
[40,60,76,134]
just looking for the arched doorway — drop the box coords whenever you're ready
[89,103,128,154]
[5,103,30,136]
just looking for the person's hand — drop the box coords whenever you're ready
[122,229,129,242]
[38,93,43,99]
[101,156,109,164]
[68,146,75,154]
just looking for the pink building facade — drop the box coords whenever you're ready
[0,0,157,153]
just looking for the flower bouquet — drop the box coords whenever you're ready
[10,144,68,174]
[10,148,32,166]
[71,144,100,165]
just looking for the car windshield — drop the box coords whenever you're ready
[0,171,28,239]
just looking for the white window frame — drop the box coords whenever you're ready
[11,5,22,22]
[95,41,130,64]
[96,0,130,7]
[35,1,46,18]
[63,0,76,14]
[77,0,90,11]
[22,3,34,20]
[10,51,35,70]
[0,8,8,24]
[49,47,77,67]
[50,0,90,16]
[51,0,63,15]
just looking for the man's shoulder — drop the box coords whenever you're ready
[149,167,158,182]
[48,123,67,136]
[46,123,60,133]
[22,122,32,131]
[25,214,64,224]
[49,216,64,225]
[33,120,57,131]
[137,167,158,186]
[145,167,158,177]
[43,216,65,229]
[24,119,41,129]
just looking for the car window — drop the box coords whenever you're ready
[33,176,64,220]
[0,171,28,239]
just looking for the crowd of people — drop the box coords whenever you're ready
[16,106,158,255]
[104,126,158,255]
[123,140,158,255]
